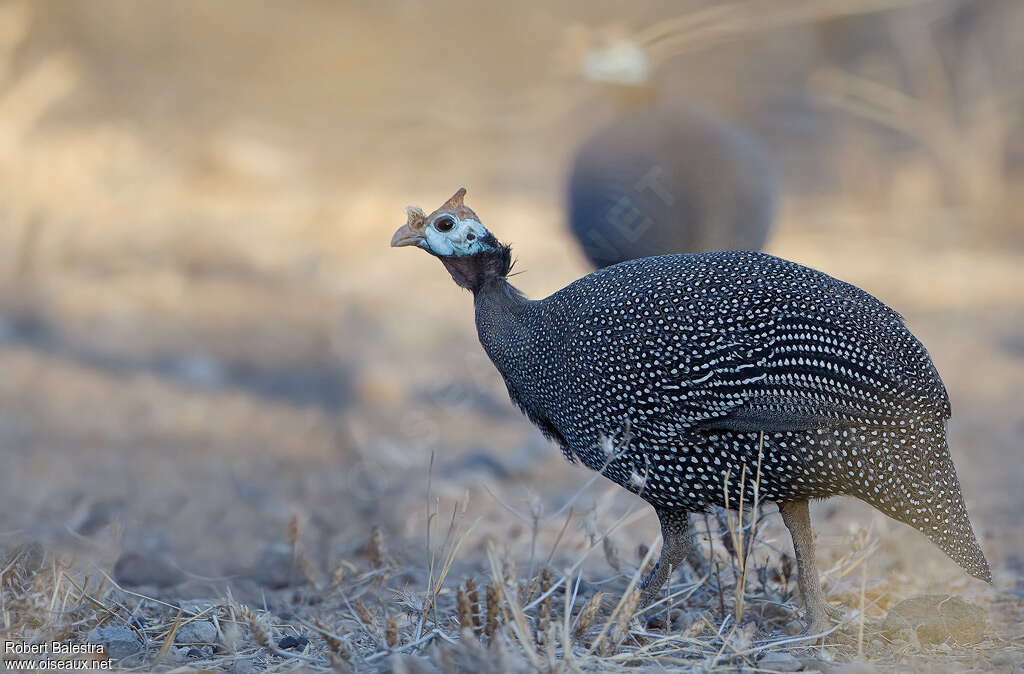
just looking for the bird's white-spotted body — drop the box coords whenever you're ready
[476,250,987,581]
[393,189,991,634]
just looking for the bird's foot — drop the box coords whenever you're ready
[824,603,846,621]
[797,605,844,643]
[802,619,831,642]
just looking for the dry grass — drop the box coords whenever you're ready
[3,423,1021,670]
[3,497,1021,672]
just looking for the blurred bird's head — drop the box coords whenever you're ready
[391,188,512,292]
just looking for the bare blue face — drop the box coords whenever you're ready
[390,188,501,258]
[419,213,499,257]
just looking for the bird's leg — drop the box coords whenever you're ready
[640,510,698,607]
[778,500,834,637]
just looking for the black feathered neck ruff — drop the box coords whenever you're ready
[438,243,515,295]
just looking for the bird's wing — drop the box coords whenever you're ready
[572,293,928,435]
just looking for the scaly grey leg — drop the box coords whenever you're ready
[778,500,834,637]
[640,509,699,607]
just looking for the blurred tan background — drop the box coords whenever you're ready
[1,0,1023,663]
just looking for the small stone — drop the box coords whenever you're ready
[175,620,219,645]
[882,594,986,645]
[758,651,804,672]
[277,635,309,650]
[87,625,142,660]
[186,648,204,659]
[113,552,185,588]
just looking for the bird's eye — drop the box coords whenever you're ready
[434,216,456,232]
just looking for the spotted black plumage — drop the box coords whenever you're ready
[392,189,990,635]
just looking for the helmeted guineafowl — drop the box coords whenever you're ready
[568,101,777,269]
[392,188,990,636]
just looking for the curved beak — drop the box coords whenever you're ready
[390,223,424,248]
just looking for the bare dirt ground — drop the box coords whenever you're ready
[1,1,1023,671]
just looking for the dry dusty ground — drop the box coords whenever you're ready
[1,1,1023,672]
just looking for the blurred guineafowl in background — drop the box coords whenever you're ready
[568,100,777,268]
[392,188,990,637]
[564,33,777,268]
